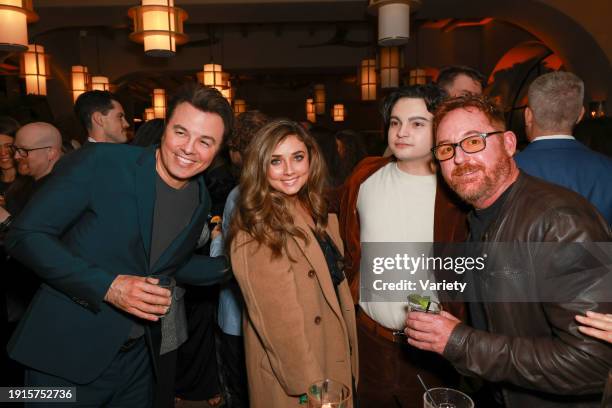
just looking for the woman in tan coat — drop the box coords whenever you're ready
[228,119,358,407]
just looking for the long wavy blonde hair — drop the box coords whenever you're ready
[228,119,329,258]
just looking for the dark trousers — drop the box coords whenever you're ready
[24,338,153,408]
[357,320,458,408]
[217,331,249,408]
[152,349,178,408]
[175,286,220,400]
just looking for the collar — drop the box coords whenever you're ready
[531,134,575,142]
[87,137,97,143]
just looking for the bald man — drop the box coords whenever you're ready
[13,122,63,181]
[1,123,63,228]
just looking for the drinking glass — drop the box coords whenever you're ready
[423,387,474,408]
[307,379,351,408]
[408,294,442,314]
[148,274,175,316]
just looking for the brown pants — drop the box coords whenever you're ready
[357,315,459,408]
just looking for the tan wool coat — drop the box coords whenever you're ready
[231,209,358,408]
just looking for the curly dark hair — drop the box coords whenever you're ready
[227,110,270,155]
[380,84,447,137]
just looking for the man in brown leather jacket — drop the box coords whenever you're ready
[406,95,612,407]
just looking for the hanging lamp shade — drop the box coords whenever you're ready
[368,0,420,46]
[360,58,377,101]
[408,68,426,85]
[221,80,234,104]
[379,46,403,88]
[144,108,155,121]
[306,98,316,123]
[71,65,89,103]
[233,99,246,116]
[153,88,166,118]
[199,63,228,90]
[90,75,110,91]
[314,84,325,115]
[0,0,38,52]
[20,44,49,96]
[128,0,188,57]
[333,104,345,122]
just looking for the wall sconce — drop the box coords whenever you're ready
[90,75,110,91]
[408,68,426,85]
[314,84,325,115]
[20,44,49,96]
[333,104,345,122]
[144,108,155,121]
[71,65,89,103]
[306,98,316,123]
[360,58,377,101]
[368,0,419,46]
[379,46,403,88]
[128,0,188,57]
[589,101,606,119]
[233,99,246,116]
[0,0,38,52]
[153,88,166,118]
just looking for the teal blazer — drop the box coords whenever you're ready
[5,144,228,384]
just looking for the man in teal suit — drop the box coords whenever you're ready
[5,84,233,407]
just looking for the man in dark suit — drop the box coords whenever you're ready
[515,71,612,224]
[5,84,233,407]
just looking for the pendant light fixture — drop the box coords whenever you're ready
[128,0,188,57]
[71,65,90,102]
[233,99,246,116]
[368,0,420,46]
[306,98,316,123]
[333,104,345,122]
[360,58,377,101]
[379,46,403,88]
[0,0,38,52]
[314,84,325,115]
[153,88,166,119]
[144,107,155,121]
[20,44,49,95]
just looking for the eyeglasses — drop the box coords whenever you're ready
[0,142,13,152]
[10,145,52,158]
[431,131,504,161]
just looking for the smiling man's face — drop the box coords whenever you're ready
[156,102,224,189]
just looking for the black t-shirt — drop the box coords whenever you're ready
[150,175,199,269]
[466,183,514,331]
[128,175,199,339]
[468,185,513,243]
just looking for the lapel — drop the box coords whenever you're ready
[150,175,209,274]
[290,205,344,323]
[135,146,157,266]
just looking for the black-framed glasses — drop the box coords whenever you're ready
[10,145,52,158]
[431,131,504,161]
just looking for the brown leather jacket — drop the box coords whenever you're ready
[444,172,612,407]
[336,156,469,315]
